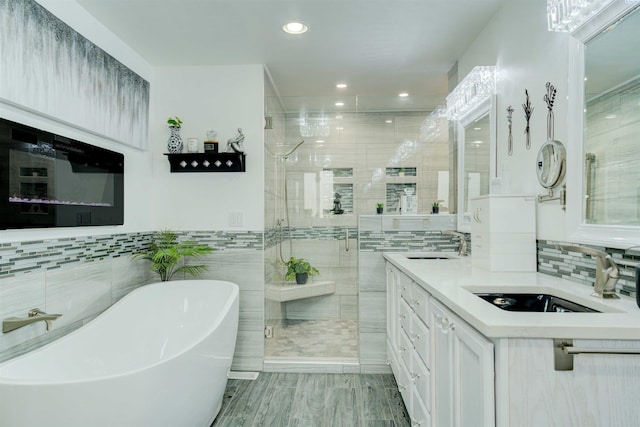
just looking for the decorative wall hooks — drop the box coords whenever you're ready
[522,89,533,149]
[506,105,514,156]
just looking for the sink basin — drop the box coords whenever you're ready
[406,256,453,260]
[474,293,601,313]
[404,253,458,260]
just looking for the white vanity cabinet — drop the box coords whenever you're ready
[387,263,494,427]
[430,299,495,427]
[386,263,432,427]
[470,195,536,271]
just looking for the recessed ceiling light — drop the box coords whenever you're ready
[336,83,347,89]
[336,127,344,130]
[282,22,308,34]
[474,127,482,130]
[399,92,409,97]
[335,115,343,119]
[335,102,344,107]
[316,139,325,143]
[471,140,484,144]
[605,114,617,119]
[385,120,393,124]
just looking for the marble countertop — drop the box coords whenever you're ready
[383,252,640,340]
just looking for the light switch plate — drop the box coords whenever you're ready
[228,211,244,227]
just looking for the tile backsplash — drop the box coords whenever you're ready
[537,240,639,297]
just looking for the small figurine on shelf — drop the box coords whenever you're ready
[331,193,344,215]
[226,128,245,153]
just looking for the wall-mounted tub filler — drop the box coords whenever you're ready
[2,308,62,333]
[556,244,620,299]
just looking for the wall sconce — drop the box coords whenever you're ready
[547,0,615,32]
[446,66,496,121]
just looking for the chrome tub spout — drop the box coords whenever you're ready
[2,308,62,333]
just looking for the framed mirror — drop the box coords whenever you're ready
[566,2,640,245]
[536,140,566,189]
[457,96,496,232]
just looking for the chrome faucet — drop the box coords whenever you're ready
[556,244,620,299]
[443,230,469,256]
[2,308,62,333]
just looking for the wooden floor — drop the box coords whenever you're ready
[211,372,410,427]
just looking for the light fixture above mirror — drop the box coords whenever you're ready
[446,66,496,121]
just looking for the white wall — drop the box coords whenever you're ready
[457,0,571,241]
[151,65,265,231]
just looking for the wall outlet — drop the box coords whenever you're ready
[228,211,244,227]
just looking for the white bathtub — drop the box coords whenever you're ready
[0,279,239,427]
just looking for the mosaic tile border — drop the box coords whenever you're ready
[264,226,359,249]
[359,230,463,253]
[0,230,264,278]
[537,240,639,297]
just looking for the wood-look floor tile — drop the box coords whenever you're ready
[359,385,394,421]
[250,386,296,426]
[322,388,360,427]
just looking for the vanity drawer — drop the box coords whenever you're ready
[412,316,430,368]
[411,283,430,324]
[399,298,412,335]
[411,349,431,414]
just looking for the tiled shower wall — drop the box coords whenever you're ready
[358,214,460,372]
[0,231,265,372]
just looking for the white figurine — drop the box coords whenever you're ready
[227,128,245,153]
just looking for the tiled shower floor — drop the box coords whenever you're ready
[264,319,358,358]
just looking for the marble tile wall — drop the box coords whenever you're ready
[0,230,266,372]
[537,240,639,298]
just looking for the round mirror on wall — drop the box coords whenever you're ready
[536,140,566,188]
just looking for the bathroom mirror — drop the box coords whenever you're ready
[566,2,640,244]
[536,140,565,189]
[456,96,495,232]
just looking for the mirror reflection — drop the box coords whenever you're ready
[463,113,490,218]
[584,7,640,225]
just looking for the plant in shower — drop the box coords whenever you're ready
[285,257,319,285]
[132,230,213,281]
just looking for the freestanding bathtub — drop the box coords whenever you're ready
[0,279,239,427]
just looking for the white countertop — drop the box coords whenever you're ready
[384,252,640,340]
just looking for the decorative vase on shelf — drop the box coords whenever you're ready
[167,126,183,153]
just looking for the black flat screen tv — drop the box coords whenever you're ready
[0,117,124,229]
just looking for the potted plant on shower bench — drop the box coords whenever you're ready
[285,257,319,285]
[133,230,213,281]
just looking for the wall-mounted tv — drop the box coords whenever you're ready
[0,117,124,229]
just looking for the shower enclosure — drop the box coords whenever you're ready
[263,94,451,367]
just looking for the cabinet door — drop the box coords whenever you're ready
[430,300,454,427]
[452,314,495,427]
[431,299,495,427]
[386,264,399,353]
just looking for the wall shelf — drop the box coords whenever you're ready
[164,153,246,172]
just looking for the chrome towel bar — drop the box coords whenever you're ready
[554,339,640,371]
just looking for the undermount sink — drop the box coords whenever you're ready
[405,253,458,260]
[474,293,601,313]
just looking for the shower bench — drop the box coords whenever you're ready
[265,281,336,302]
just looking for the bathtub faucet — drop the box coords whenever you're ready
[2,308,62,333]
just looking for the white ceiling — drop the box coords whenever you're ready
[76,0,508,112]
